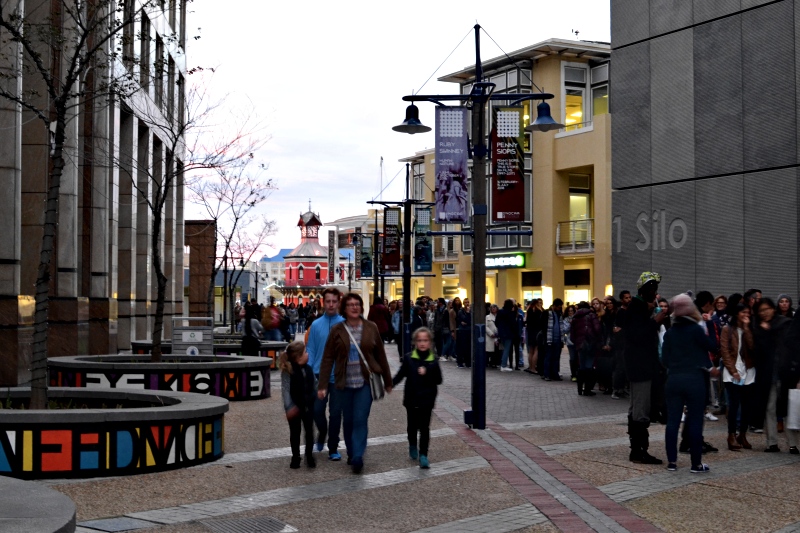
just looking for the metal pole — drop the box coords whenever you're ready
[402,163,413,359]
[222,256,228,327]
[470,23,487,430]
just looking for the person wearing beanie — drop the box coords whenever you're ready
[661,294,717,472]
[622,272,669,465]
[777,294,794,319]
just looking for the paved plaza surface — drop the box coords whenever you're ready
[39,343,800,533]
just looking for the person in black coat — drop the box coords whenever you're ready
[393,327,442,469]
[281,341,317,469]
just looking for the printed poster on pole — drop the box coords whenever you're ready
[435,107,469,223]
[327,230,337,283]
[414,208,432,272]
[382,208,401,272]
[359,234,372,278]
[354,229,362,279]
[491,106,525,222]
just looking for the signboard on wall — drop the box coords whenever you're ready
[491,106,525,222]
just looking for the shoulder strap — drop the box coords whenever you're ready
[344,323,374,376]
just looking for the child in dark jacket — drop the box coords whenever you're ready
[393,327,442,469]
[281,341,317,469]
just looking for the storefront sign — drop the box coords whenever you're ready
[486,254,526,269]
[414,208,432,272]
[435,107,469,223]
[382,208,401,272]
[491,107,525,222]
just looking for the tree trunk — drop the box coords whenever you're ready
[151,200,165,362]
[30,120,67,409]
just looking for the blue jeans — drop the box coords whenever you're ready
[544,342,563,378]
[289,323,296,336]
[338,384,373,461]
[665,373,706,466]
[501,338,513,368]
[443,334,455,358]
[313,384,342,452]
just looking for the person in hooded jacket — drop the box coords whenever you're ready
[777,294,794,319]
[570,301,602,396]
[752,298,792,452]
[661,294,716,473]
[393,327,442,469]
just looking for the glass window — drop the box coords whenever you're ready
[591,64,609,84]
[298,266,304,280]
[524,173,532,222]
[507,69,518,88]
[491,73,506,91]
[508,226,518,248]
[592,85,608,116]
[564,67,586,84]
[521,226,532,248]
[565,88,584,130]
[315,265,320,280]
[490,233,506,249]
[462,235,472,252]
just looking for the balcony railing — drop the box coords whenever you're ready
[433,235,458,262]
[556,219,594,255]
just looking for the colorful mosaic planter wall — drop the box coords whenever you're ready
[0,388,228,480]
[48,355,271,401]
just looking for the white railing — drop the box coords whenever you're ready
[433,235,458,262]
[556,219,594,255]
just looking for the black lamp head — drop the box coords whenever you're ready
[393,104,432,134]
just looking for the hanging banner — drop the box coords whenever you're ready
[360,235,373,278]
[327,230,337,283]
[382,208,401,272]
[491,106,525,222]
[414,208,432,272]
[435,107,469,223]
[354,229,362,279]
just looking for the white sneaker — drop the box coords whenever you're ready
[704,412,719,421]
[500,366,513,372]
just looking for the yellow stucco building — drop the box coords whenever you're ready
[400,38,612,307]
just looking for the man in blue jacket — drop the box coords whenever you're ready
[306,287,345,460]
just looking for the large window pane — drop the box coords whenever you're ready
[593,85,608,116]
[565,88,584,130]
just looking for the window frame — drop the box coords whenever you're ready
[556,61,594,138]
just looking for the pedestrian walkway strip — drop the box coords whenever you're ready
[412,503,547,533]
[212,428,457,466]
[125,457,488,526]
[539,425,729,456]
[775,520,800,533]
[502,413,625,430]
[600,453,800,503]
[436,393,662,533]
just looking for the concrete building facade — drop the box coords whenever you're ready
[0,1,188,386]
[611,0,800,299]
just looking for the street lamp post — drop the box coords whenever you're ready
[393,24,561,430]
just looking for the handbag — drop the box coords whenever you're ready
[787,388,800,430]
[344,324,385,401]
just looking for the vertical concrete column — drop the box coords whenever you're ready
[135,125,152,340]
[0,0,34,385]
[117,111,138,350]
[592,114,613,298]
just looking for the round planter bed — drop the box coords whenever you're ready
[48,354,271,401]
[0,387,228,480]
[130,339,287,369]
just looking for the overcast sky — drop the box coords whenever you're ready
[186,1,610,256]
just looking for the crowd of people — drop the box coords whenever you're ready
[256,277,800,476]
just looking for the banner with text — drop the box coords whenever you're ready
[414,208,432,272]
[435,107,469,223]
[491,106,525,222]
[354,229,362,279]
[382,208,401,272]
[327,230,337,283]
[360,235,373,278]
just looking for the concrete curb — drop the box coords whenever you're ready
[0,476,76,532]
